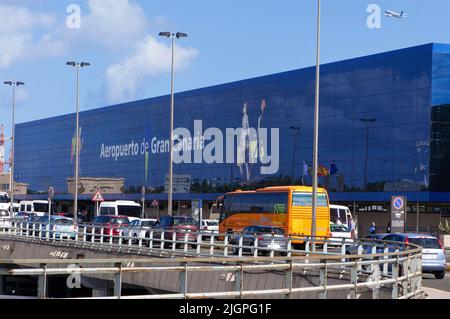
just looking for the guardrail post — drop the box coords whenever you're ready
[210,235,215,257]
[305,239,310,265]
[172,232,176,253]
[372,259,380,299]
[114,263,122,299]
[269,235,275,258]
[357,244,363,272]
[285,259,293,299]
[253,237,259,258]
[149,230,154,250]
[224,235,229,257]
[119,229,123,246]
[287,237,292,257]
[319,261,328,299]
[161,231,165,251]
[91,226,95,243]
[383,247,389,276]
[392,255,399,299]
[196,233,202,256]
[179,262,188,299]
[350,261,358,299]
[238,236,243,258]
[235,261,243,299]
[37,263,47,299]
[184,232,188,254]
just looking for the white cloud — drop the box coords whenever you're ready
[0,4,63,69]
[106,36,199,103]
[65,0,148,49]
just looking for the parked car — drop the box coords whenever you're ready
[86,215,130,242]
[345,233,391,255]
[125,219,157,243]
[382,233,447,279]
[36,216,78,240]
[200,219,219,239]
[14,212,38,222]
[148,216,199,248]
[231,226,288,256]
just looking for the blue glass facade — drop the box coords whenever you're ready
[13,43,450,203]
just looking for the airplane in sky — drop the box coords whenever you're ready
[385,10,408,18]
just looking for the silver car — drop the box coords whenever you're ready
[232,226,288,256]
[383,233,447,279]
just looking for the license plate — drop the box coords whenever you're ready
[423,254,437,260]
[268,244,281,250]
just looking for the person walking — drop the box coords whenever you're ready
[369,222,377,235]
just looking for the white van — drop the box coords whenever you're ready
[329,205,357,243]
[98,201,142,222]
[19,200,54,217]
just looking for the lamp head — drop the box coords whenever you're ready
[159,32,171,38]
[66,61,77,67]
[176,32,188,39]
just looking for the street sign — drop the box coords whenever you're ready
[92,190,104,202]
[391,196,407,233]
[151,200,159,207]
[164,174,191,194]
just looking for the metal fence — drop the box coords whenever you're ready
[0,219,414,259]
[0,251,424,299]
[0,219,426,299]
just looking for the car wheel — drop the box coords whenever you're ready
[434,271,445,280]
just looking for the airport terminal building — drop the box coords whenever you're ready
[13,43,450,230]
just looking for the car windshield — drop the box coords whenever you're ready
[409,238,441,249]
[253,227,283,234]
[54,219,74,225]
[111,218,130,225]
[173,218,197,226]
[206,221,218,226]
[331,224,349,232]
[141,221,155,227]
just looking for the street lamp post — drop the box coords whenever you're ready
[290,126,301,182]
[159,31,188,216]
[3,81,25,217]
[66,61,90,224]
[360,118,376,190]
[311,0,321,251]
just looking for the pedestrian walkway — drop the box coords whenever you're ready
[423,287,450,299]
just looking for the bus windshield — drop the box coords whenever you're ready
[117,205,141,218]
[292,193,328,207]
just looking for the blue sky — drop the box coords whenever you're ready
[1,0,450,134]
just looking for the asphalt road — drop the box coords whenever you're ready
[422,272,450,293]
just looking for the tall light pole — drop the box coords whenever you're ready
[159,31,188,216]
[311,0,321,251]
[360,118,376,190]
[290,126,301,181]
[3,81,24,217]
[66,61,90,224]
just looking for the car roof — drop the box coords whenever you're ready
[390,233,437,239]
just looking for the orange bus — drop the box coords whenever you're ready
[218,186,331,241]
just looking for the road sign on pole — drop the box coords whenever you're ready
[92,190,104,202]
[391,196,407,233]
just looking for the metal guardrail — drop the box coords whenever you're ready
[0,219,425,299]
[0,219,409,259]
[0,251,424,299]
